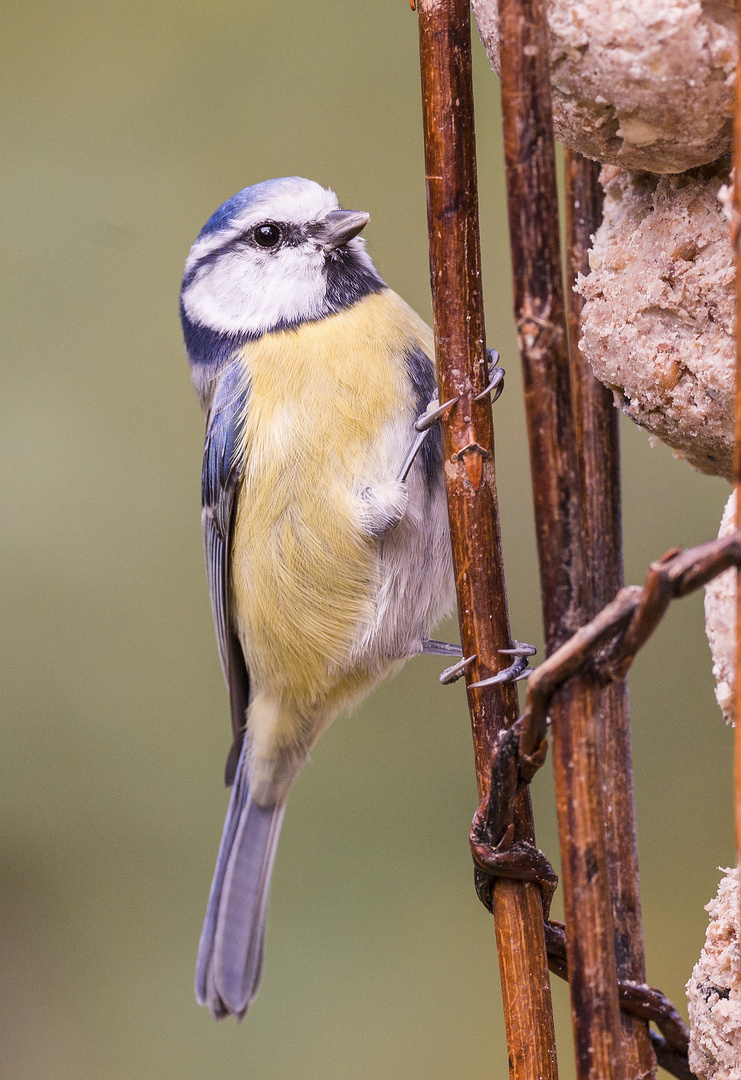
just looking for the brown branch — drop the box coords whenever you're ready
[498,0,625,1076]
[416,4,558,1080]
[618,987,689,1059]
[565,149,654,1080]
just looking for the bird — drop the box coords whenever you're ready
[180,176,457,1021]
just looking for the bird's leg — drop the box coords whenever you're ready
[396,395,460,483]
[408,348,513,669]
[363,397,461,536]
[421,638,463,657]
[358,480,410,537]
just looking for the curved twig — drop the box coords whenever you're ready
[518,533,741,761]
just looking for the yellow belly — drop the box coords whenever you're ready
[229,289,433,707]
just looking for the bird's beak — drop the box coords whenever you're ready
[320,209,370,251]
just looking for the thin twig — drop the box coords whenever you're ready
[498,0,626,1076]
[516,534,741,764]
[564,149,654,1080]
[416,3,558,1080]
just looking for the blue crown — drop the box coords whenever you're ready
[197,177,308,238]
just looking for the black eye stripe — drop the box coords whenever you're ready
[183,223,313,284]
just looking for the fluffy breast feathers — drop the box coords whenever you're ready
[229,288,437,707]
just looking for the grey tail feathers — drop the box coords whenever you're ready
[195,740,286,1020]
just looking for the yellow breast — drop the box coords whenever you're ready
[229,288,433,705]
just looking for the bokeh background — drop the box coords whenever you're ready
[0,2,733,1077]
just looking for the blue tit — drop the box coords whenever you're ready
[180,176,455,1021]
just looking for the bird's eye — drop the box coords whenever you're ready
[254,223,281,248]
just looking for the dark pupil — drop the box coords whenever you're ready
[254,223,280,248]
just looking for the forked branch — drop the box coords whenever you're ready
[517,533,741,763]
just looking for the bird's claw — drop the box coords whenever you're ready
[467,640,537,689]
[498,642,536,657]
[439,654,477,685]
[475,350,505,403]
[414,395,460,432]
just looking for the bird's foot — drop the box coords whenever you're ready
[397,351,504,484]
[439,641,536,687]
[438,653,477,684]
[468,641,536,689]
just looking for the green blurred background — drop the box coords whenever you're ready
[0,2,734,1077]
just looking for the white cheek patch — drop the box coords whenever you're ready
[182,245,329,337]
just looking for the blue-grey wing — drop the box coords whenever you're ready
[201,362,250,786]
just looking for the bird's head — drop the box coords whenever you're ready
[180,177,385,348]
